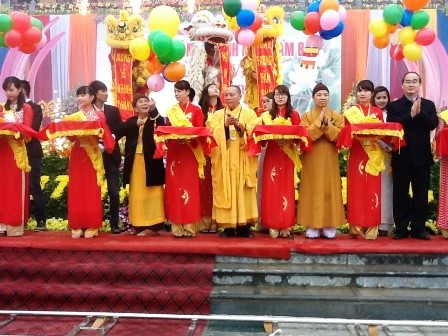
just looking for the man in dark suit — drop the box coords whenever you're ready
[89,80,123,234]
[21,80,47,231]
[387,72,438,240]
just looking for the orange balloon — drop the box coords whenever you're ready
[319,0,339,14]
[373,35,390,49]
[402,0,430,12]
[164,62,186,82]
[252,30,263,47]
[147,57,164,75]
[387,24,397,34]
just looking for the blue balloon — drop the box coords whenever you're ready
[400,9,413,27]
[320,21,344,40]
[236,9,255,28]
[307,1,321,13]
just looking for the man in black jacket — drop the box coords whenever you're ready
[21,80,47,231]
[387,72,438,240]
[89,80,123,234]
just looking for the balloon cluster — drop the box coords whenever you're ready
[368,0,435,61]
[223,0,263,47]
[290,0,346,40]
[0,12,46,54]
[128,6,187,92]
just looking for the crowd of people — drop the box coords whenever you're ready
[0,71,443,241]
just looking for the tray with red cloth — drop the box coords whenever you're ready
[154,126,217,157]
[0,121,37,139]
[39,120,115,152]
[337,122,404,150]
[250,124,312,155]
[435,128,448,156]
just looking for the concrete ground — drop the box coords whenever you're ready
[202,321,448,336]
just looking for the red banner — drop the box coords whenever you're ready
[254,40,276,108]
[218,44,231,103]
[110,49,134,121]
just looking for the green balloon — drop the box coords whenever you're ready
[411,10,430,30]
[31,17,44,31]
[290,11,306,31]
[148,30,163,49]
[167,39,186,63]
[0,14,12,33]
[383,4,403,26]
[158,55,171,65]
[152,33,173,58]
[223,0,242,18]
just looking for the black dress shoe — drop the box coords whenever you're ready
[410,232,431,240]
[236,226,254,238]
[219,228,236,238]
[393,232,409,240]
[111,227,122,234]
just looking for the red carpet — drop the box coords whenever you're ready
[0,247,214,314]
[0,316,206,336]
[1,231,447,260]
[0,231,293,259]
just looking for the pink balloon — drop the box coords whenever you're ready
[241,0,257,11]
[320,9,340,31]
[306,35,324,49]
[338,6,347,22]
[415,27,435,46]
[147,74,165,92]
[237,29,255,46]
[36,33,47,49]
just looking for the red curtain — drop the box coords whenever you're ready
[341,10,370,103]
[68,14,97,90]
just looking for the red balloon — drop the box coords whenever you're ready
[415,27,435,46]
[19,42,37,54]
[4,29,22,48]
[249,14,263,32]
[10,11,21,19]
[12,12,31,33]
[389,44,404,61]
[23,26,42,44]
[304,12,321,35]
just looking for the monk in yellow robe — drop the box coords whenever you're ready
[207,86,258,237]
[297,83,346,239]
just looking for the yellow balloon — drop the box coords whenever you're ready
[129,37,151,61]
[403,42,423,61]
[368,19,388,38]
[398,27,416,46]
[223,11,240,30]
[148,6,180,38]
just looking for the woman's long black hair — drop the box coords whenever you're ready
[3,76,26,111]
[198,84,223,119]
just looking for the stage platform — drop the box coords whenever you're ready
[1,230,447,259]
[1,230,448,323]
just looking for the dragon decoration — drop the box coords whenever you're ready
[105,10,149,120]
[237,5,285,110]
[185,10,234,102]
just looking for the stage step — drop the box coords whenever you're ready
[0,248,214,314]
[211,253,448,319]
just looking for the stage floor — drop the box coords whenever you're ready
[1,231,447,259]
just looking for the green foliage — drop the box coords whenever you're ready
[42,154,68,219]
